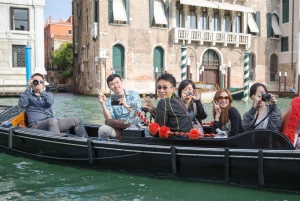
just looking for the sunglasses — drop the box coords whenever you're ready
[157,86,172,90]
[218,96,229,100]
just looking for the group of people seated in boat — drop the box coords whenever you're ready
[18,72,299,148]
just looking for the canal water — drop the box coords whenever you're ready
[0,94,299,200]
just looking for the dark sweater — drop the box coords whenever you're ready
[155,94,192,132]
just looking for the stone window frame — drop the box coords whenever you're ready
[10,7,30,31]
[12,45,26,67]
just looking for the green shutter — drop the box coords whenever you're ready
[165,0,169,28]
[153,47,164,76]
[108,0,113,24]
[267,13,271,38]
[149,0,154,27]
[94,0,98,22]
[282,0,289,23]
[126,0,129,25]
[255,11,260,37]
[113,45,125,78]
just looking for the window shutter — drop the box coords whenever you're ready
[113,45,125,78]
[10,7,13,30]
[153,47,164,76]
[164,0,169,28]
[28,8,30,31]
[267,13,271,38]
[108,0,113,24]
[149,0,154,27]
[126,0,129,25]
[282,0,289,23]
[94,0,98,22]
[255,11,260,37]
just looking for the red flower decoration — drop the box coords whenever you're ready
[189,129,200,140]
[209,120,214,127]
[159,126,170,138]
[283,97,300,144]
[149,122,160,136]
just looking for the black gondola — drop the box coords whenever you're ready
[0,105,299,193]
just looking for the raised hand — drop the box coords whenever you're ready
[143,96,155,112]
[269,93,277,105]
[97,88,106,103]
[192,89,199,101]
[119,94,129,107]
[27,79,33,90]
[213,100,221,116]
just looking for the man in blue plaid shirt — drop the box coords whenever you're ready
[97,74,141,141]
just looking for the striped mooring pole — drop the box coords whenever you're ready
[181,44,187,81]
[243,50,250,102]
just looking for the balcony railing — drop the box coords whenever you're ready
[0,79,26,95]
[173,28,252,48]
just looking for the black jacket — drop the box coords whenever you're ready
[155,94,192,132]
[188,99,207,124]
[212,107,244,136]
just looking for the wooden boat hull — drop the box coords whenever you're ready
[1,106,300,193]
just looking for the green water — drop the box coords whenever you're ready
[0,94,300,200]
[1,93,293,125]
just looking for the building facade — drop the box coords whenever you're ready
[72,0,298,95]
[0,0,45,94]
[44,16,73,87]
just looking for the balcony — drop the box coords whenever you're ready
[173,28,252,48]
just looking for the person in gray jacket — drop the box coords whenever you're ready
[18,73,87,137]
[242,83,282,131]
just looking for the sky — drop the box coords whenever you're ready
[44,0,72,22]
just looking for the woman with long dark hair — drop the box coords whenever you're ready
[242,83,282,131]
[212,88,244,136]
[178,79,207,125]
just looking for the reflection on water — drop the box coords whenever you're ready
[0,93,293,125]
[0,153,300,200]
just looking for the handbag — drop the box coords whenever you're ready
[105,119,131,129]
[192,119,204,135]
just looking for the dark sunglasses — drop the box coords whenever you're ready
[218,96,229,100]
[157,86,172,90]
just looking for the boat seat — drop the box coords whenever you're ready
[13,127,87,140]
[11,111,28,128]
[13,127,69,137]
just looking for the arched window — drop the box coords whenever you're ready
[153,47,164,77]
[175,1,184,28]
[113,44,125,78]
[249,53,256,81]
[202,49,219,67]
[270,54,278,81]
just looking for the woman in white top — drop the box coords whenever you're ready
[242,83,282,131]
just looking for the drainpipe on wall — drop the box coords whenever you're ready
[292,0,296,90]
